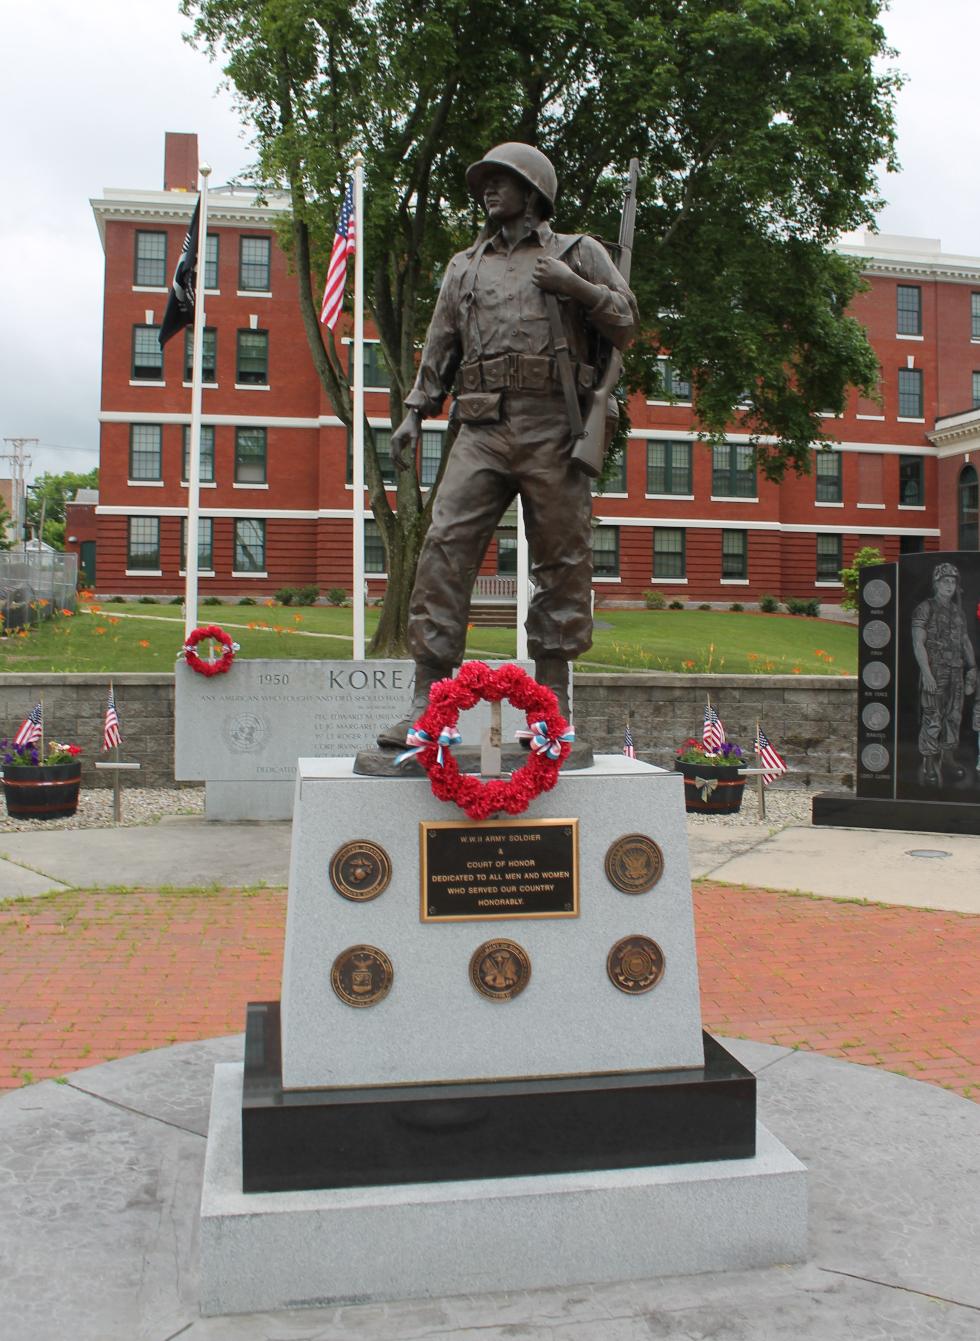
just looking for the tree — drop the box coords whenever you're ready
[182,0,899,653]
[25,469,99,550]
[840,545,885,612]
[0,494,13,551]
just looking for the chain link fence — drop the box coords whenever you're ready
[0,551,78,632]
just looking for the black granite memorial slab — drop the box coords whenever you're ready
[240,1001,757,1194]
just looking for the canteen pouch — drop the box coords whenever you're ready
[457,391,503,424]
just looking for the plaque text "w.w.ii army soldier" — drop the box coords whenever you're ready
[421,819,578,922]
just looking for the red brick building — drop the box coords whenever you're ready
[82,134,979,606]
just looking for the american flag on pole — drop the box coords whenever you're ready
[702,702,725,753]
[320,179,356,329]
[755,725,787,785]
[623,722,636,759]
[13,702,43,747]
[103,686,121,751]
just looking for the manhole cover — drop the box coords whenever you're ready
[905,849,951,860]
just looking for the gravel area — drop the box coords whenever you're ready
[0,786,205,833]
[685,783,814,829]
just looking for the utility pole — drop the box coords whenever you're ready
[0,438,36,548]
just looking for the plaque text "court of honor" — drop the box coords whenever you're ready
[420,819,579,922]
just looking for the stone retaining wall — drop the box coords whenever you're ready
[0,671,859,791]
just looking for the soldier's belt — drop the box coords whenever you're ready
[458,354,594,394]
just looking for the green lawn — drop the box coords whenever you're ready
[0,602,856,676]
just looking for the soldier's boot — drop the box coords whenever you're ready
[921,754,941,787]
[376,661,453,750]
[941,749,966,783]
[534,656,571,721]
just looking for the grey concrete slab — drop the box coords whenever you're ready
[2,1036,979,1340]
[0,853,71,900]
[0,816,292,891]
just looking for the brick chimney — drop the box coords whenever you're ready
[164,132,199,191]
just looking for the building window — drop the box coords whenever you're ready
[237,330,268,385]
[973,372,980,410]
[712,443,756,498]
[364,518,386,573]
[598,448,627,493]
[239,236,271,290]
[134,231,167,287]
[592,526,619,577]
[347,429,396,485]
[897,367,923,418]
[896,284,921,336]
[496,531,518,575]
[234,518,266,572]
[972,293,980,340]
[235,427,267,483]
[420,430,444,486]
[204,233,219,290]
[181,517,214,571]
[348,341,391,390]
[129,424,162,480]
[647,440,691,495]
[658,358,691,400]
[816,534,842,581]
[653,527,685,579]
[182,425,215,483]
[815,449,842,502]
[721,529,747,579]
[899,534,924,554]
[899,455,924,506]
[185,327,217,382]
[127,517,160,570]
[131,325,163,380]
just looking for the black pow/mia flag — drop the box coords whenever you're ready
[159,196,200,347]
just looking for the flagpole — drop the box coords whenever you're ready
[184,163,211,640]
[351,154,366,661]
[516,497,529,661]
[755,719,766,820]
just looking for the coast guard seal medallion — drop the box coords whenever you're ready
[606,935,665,995]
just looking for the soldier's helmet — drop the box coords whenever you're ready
[466,143,558,217]
[931,561,960,589]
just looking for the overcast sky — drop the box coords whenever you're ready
[2,0,977,483]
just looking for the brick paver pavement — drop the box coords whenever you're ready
[0,882,977,1098]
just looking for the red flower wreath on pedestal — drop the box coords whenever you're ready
[181,625,239,677]
[399,661,574,821]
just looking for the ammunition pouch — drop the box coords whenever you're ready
[458,355,594,396]
[456,391,503,425]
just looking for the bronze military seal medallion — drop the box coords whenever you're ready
[604,834,665,894]
[469,939,531,1001]
[607,935,665,995]
[329,840,392,902]
[330,944,394,1007]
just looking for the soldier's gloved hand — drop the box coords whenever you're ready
[966,667,978,695]
[391,409,421,471]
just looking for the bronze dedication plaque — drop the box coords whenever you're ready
[607,935,665,995]
[604,834,665,894]
[330,944,394,1007]
[421,818,578,922]
[469,939,532,1001]
[329,840,392,902]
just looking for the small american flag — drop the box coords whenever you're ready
[320,179,356,329]
[103,686,121,751]
[623,722,636,759]
[13,702,42,747]
[756,725,787,785]
[702,702,725,753]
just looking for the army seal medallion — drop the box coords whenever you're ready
[606,935,665,995]
[604,834,665,894]
[329,841,392,902]
[330,944,394,1007]
[469,939,531,1001]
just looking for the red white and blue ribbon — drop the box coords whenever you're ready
[395,723,462,768]
[515,720,575,760]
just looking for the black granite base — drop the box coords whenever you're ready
[812,790,980,835]
[241,1001,756,1194]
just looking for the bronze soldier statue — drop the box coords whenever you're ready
[378,143,638,747]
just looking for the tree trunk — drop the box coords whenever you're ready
[369,516,424,657]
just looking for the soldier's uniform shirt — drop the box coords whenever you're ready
[911,596,972,755]
[404,221,638,668]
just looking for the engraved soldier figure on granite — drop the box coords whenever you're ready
[910,560,978,786]
[377,143,638,747]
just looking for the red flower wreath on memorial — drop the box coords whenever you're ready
[181,625,240,677]
[396,661,574,821]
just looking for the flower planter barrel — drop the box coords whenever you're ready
[2,761,82,820]
[675,761,746,815]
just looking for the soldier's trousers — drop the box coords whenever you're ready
[918,665,965,757]
[408,390,594,668]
